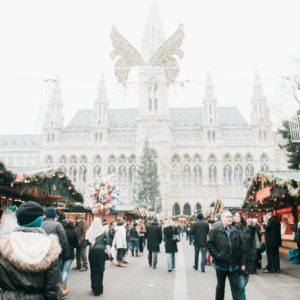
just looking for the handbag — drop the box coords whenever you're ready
[172,234,181,242]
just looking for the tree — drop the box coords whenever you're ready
[134,140,161,212]
[278,110,300,169]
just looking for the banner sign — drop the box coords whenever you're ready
[256,186,271,202]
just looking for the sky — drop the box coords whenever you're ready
[1,0,300,135]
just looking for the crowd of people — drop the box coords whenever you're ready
[0,201,297,300]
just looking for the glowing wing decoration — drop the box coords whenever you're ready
[110,24,184,86]
[150,24,185,85]
[110,26,144,87]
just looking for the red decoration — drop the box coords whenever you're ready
[14,174,23,183]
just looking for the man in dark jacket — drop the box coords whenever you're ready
[145,218,162,269]
[262,212,281,273]
[0,201,60,300]
[74,214,89,271]
[208,210,246,300]
[190,213,209,272]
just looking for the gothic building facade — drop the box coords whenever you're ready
[0,3,287,216]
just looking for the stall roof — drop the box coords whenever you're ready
[263,171,300,181]
[219,198,244,208]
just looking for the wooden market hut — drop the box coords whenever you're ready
[242,170,300,257]
[214,198,244,215]
[0,163,83,216]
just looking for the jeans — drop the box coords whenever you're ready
[75,245,88,268]
[194,246,206,270]
[130,239,139,250]
[215,269,241,300]
[59,259,73,284]
[238,274,249,300]
[167,253,175,271]
[116,248,124,262]
[148,251,158,267]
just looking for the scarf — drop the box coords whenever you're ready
[85,217,105,246]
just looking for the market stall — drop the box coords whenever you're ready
[214,198,244,215]
[243,171,300,257]
[0,163,83,217]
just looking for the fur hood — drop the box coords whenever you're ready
[0,229,61,272]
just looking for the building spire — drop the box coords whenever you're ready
[49,75,62,104]
[252,70,264,99]
[95,74,108,104]
[204,71,216,101]
[141,0,164,62]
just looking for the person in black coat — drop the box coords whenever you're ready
[208,210,246,300]
[59,216,78,297]
[163,219,178,272]
[190,213,209,272]
[262,212,281,273]
[145,218,162,269]
[297,222,300,263]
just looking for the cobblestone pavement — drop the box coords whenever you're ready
[66,238,300,300]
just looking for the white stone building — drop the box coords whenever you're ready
[0,3,287,216]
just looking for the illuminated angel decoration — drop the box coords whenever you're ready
[110,24,184,87]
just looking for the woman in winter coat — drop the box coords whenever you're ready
[112,222,127,267]
[163,219,178,272]
[85,217,109,296]
[129,222,140,257]
[0,201,61,300]
[59,216,78,297]
[245,219,259,274]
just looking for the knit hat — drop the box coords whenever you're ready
[46,207,56,219]
[197,213,203,220]
[17,201,44,226]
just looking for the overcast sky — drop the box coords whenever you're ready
[1,0,300,135]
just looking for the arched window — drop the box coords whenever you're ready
[129,154,136,164]
[69,155,77,164]
[245,153,253,162]
[108,154,116,164]
[129,165,136,184]
[108,165,116,176]
[94,155,101,164]
[208,153,217,163]
[60,165,67,174]
[183,203,191,216]
[195,203,202,214]
[171,154,180,164]
[51,133,54,142]
[234,164,243,184]
[261,164,269,172]
[193,153,201,163]
[264,130,267,141]
[59,155,67,164]
[234,153,242,163]
[223,153,232,163]
[193,165,202,185]
[45,155,53,166]
[69,165,77,183]
[183,153,191,163]
[80,155,88,164]
[95,132,98,142]
[182,165,191,185]
[212,131,216,141]
[260,153,268,163]
[245,164,254,179]
[93,165,101,179]
[224,164,232,184]
[79,165,87,183]
[118,166,127,185]
[171,167,179,184]
[208,131,211,141]
[119,154,126,164]
[47,133,50,143]
[173,203,180,216]
[209,165,217,183]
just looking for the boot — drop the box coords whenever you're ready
[135,249,139,257]
[131,249,134,257]
[117,261,127,267]
[59,284,69,298]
